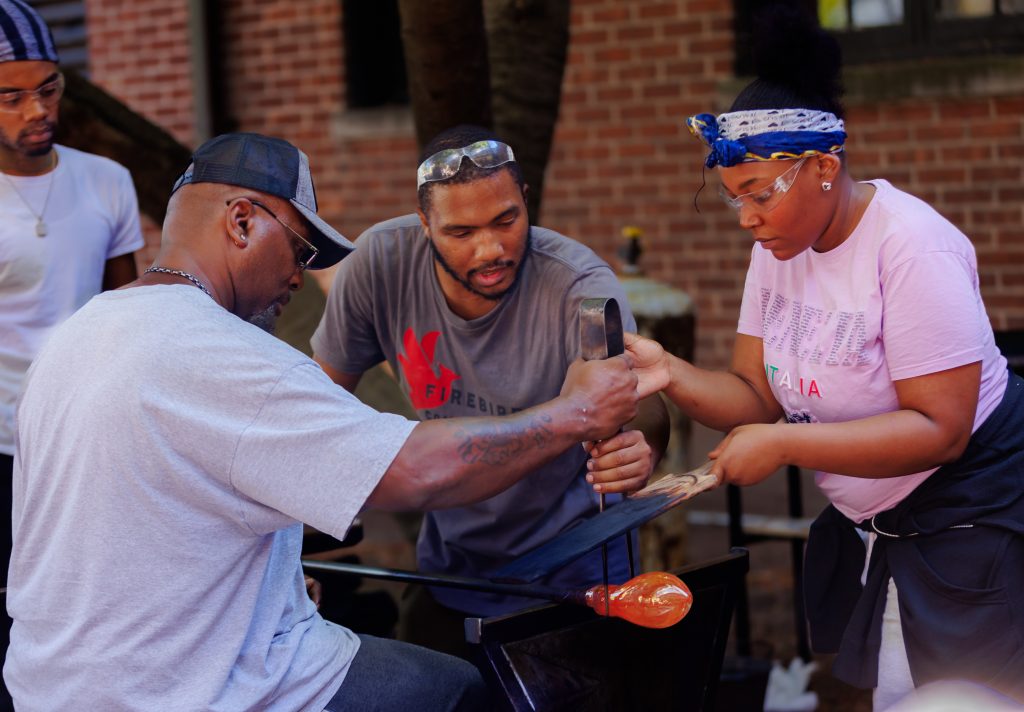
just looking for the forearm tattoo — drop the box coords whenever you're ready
[455,413,556,465]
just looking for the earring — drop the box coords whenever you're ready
[821,182,832,192]
[239,233,247,242]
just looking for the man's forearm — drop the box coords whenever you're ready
[368,396,590,511]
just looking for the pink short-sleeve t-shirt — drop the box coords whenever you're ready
[737,180,1007,522]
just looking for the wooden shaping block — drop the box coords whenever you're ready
[492,462,719,584]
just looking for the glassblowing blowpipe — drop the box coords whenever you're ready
[572,571,693,629]
[300,560,693,629]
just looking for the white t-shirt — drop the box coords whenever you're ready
[7,286,416,711]
[0,144,143,455]
[737,180,1007,522]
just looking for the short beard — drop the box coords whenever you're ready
[4,120,57,157]
[247,305,278,334]
[23,143,53,157]
[428,229,531,302]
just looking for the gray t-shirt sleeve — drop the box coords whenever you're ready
[229,362,416,539]
[311,234,386,375]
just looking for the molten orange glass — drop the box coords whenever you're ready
[582,572,693,629]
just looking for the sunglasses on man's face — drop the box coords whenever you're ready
[416,140,516,188]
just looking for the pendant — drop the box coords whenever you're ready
[35,219,47,237]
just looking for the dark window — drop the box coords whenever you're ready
[735,0,1024,68]
[23,0,88,74]
[342,0,408,108]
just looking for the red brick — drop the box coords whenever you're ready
[939,145,992,162]
[616,25,656,41]
[663,19,702,37]
[596,47,633,62]
[862,127,911,143]
[597,86,635,102]
[571,28,608,45]
[970,121,1021,139]
[638,3,679,19]
[916,167,967,183]
[939,102,992,120]
[994,96,1024,116]
[593,7,630,23]
[971,166,1021,182]
[882,103,935,123]
[617,65,657,81]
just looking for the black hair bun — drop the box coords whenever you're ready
[738,4,844,114]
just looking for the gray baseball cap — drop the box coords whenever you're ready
[172,133,355,269]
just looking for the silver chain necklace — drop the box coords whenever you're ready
[145,267,214,299]
[1,152,58,237]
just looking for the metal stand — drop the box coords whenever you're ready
[726,465,812,661]
[468,550,749,712]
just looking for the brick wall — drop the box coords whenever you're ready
[84,0,198,266]
[84,0,196,145]
[84,0,1024,366]
[216,0,417,292]
[844,98,1024,333]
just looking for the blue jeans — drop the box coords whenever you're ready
[324,634,490,711]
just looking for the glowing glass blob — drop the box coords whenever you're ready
[582,572,693,629]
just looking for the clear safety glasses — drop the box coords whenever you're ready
[0,74,65,114]
[416,140,516,188]
[718,157,808,213]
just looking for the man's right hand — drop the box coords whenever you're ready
[559,355,639,442]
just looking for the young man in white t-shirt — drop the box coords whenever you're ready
[0,2,143,706]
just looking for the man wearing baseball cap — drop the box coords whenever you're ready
[0,1,143,705]
[6,131,645,710]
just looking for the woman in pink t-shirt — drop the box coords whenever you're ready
[622,7,1024,709]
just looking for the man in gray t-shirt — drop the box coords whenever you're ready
[312,126,668,655]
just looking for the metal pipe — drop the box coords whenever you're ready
[185,0,212,144]
[301,559,582,605]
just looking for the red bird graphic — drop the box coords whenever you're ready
[397,328,461,409]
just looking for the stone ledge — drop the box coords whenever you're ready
[331,105,415,141]
[716,54,1024,108]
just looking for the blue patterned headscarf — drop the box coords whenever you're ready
[0,0,58,64]
[686,109,846,168]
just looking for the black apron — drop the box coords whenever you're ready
[804,370,1024,701]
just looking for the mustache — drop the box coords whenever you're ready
[19,121,56,138]
[467,259,516,277]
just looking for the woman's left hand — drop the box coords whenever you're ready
[305,575,322,609]
[708,423,786,486]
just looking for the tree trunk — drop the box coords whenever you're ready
[397,0,492,149]
[54,70,193,225]
[484,0,570,223]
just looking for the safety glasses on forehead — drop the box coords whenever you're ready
[416,140,516,188]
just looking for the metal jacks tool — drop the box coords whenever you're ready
[579,296,635,614]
